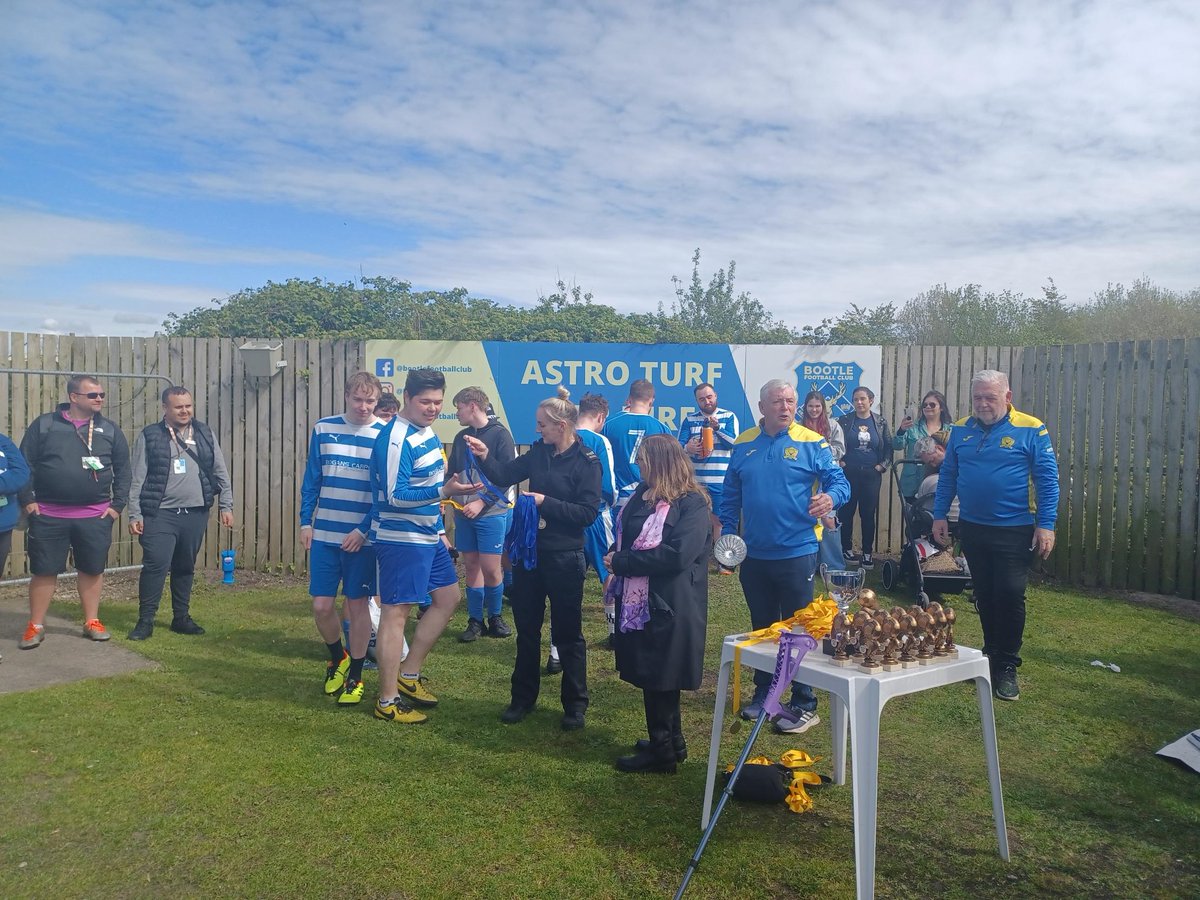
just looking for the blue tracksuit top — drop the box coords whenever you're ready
[719,422,851,560]
[933,406,1060,530]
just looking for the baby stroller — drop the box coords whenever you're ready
[879,459,972,609]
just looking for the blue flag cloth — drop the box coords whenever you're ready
[505,493,539,571]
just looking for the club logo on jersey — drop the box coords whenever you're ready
[1000,436,1015,448]
[796,360,864,418]
[783,446,798,460]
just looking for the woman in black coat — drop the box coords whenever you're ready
[465,387,602,732]
[604,434,711,774]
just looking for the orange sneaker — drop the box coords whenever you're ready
[19,621,45,649]
[83,619,111,641]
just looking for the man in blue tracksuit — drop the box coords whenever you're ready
[720,379,850,734]
[933,369,1059,702]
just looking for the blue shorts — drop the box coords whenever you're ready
[583,506,614,584]
[309,541,377,598]
[376,541,458,606]
[454,510,510,555]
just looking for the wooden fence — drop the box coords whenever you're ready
[2,333,1197,601]
[0,332,363,580]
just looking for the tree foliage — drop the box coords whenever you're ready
[164,259,1199,347]
[164,253,802,344]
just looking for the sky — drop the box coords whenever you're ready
[1,0,1198,337]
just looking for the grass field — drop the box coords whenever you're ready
[2,570,1198,899]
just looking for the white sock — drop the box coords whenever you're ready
[549,645,560,661]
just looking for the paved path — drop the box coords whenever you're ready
[0,596,157,695]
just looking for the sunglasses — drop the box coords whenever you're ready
[73,391,106,400]
[922,402,938,409]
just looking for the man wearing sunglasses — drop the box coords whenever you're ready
[18,374,130,648]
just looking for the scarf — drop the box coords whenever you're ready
[615,499,671,633]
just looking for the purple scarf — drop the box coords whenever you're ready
[615,499,671,633]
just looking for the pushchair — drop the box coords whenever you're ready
[879,459,972,609]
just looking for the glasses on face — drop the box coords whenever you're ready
[922,402,938,409]
[74,391,106,400]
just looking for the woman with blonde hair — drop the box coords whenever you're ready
[603,434,711,774]
[465,387,602,731]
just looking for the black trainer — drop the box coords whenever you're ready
[635,738,688,763]
[994,665,1020,701]
[486,615,512,638]
[560,710,586,731]
[861,553,874,570]
[127,619,154,641]
[458,618,484,643]
[545,655,563,675]
[500,704,532,724]
[169,617,205,635]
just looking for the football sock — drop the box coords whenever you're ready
[466,586,485,620]
[484,583,504,617]
[326,641,345,664]
[349,656,365,681]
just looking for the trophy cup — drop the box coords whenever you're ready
[714,534,748,570]
[819,564,864,656]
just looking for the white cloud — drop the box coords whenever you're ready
[0,0,1197,334]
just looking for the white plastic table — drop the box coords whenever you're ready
[701,633,1010,900]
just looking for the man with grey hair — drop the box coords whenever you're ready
[932,369,1059,702]
[719,379,850,733]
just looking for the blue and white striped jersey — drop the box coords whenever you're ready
[370,415,446,546]
[676,408,739,501]
[299,415,383,546]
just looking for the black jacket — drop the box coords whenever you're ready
[18,405,131,512]
[476,438,601,552]
[609,489,711,691]
[139,420,218,515]
[447,417,516,513]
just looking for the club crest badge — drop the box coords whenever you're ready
[783,446,798,460]
[795,360,864,418]
[1000,436,1015,448]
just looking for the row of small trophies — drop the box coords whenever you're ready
[821,567,957,673]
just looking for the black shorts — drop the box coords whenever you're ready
[27,514,114,576]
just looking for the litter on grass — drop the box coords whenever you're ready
[1090,660,1121,672]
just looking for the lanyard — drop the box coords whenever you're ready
[70,415,94,454]
[464,444,512,510]
[166,423,192,458]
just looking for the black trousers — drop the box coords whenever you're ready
[959,521,1035,670]
[642,688,683,756]
[137,507,210,621]
[841,467,882,555]
[510,549,588,714]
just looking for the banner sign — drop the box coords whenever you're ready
[366,341,882,445]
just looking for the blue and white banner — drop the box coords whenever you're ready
[366,341,882,445]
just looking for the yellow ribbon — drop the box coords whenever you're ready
[730,596,839,713]
[786,771,823,813]
[779,748,820,768]
[723,749,824,815]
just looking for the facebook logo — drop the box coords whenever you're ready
[375,359,394,377]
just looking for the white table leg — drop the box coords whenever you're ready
[849,681,880,900]
[701,658,733,830]
[830,690,849,786]
[975,674,1010,860]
